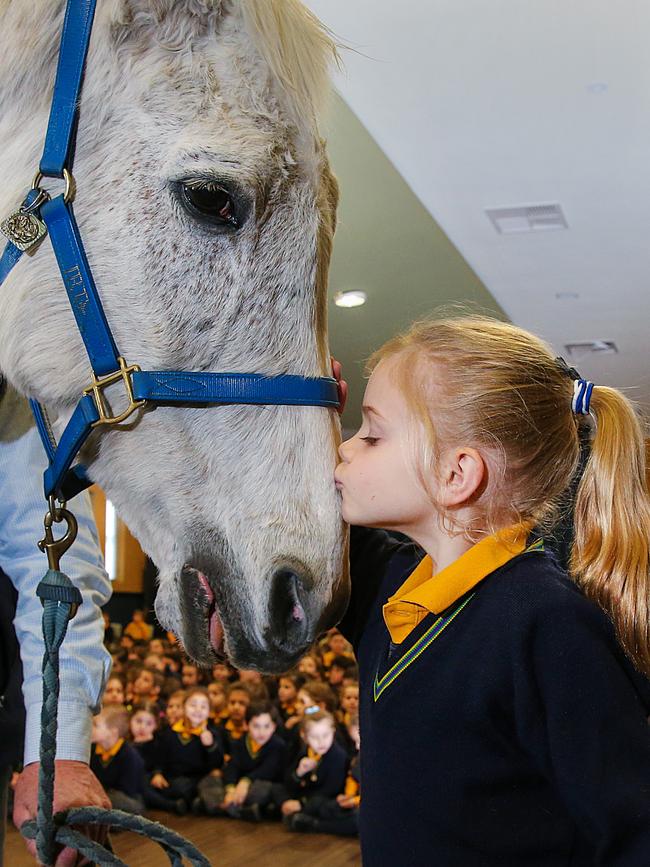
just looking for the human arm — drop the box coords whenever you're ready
[0,398,113,863]
[337,525,420,647]
[296,757,317,777]
[0,410,112,767]
[246,738,287,783]
[120,748,145,798]
[203,725,225,770]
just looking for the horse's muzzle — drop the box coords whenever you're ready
[177,556,341,673]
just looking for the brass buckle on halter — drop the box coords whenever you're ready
[83,356,146,427]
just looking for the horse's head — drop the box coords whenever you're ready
[0,0,348,671]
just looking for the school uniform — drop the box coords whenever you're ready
[223,732,287,788]
[222,733,287,815]
[277,701,297,725]
[133,736,158,774]
[281,740,349,807]
[219,717,247,756]
[144,720,224,812]
[296,753,360,837]
[339,525,650,867]
[321,649,355,670]
[90,738,144,814]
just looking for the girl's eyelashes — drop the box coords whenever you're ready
[360,436,380,446]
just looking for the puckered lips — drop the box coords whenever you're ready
[181,565,225,660]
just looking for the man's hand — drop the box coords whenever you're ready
[13,760,111,867]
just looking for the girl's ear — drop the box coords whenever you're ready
[438,447,485,507]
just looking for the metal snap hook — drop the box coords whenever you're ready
[38,499,78,574]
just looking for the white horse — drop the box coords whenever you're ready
[0,0,348,672]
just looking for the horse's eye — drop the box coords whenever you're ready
[180,182,239,228]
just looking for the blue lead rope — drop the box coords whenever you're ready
[19,568,211,867]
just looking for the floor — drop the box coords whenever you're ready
[4,810,362,866]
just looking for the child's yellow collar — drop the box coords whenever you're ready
[383,524,531,644]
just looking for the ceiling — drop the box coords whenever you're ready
[305,0,650,429]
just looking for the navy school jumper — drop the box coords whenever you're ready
[151,723,224,780]
[284,740,349,801]
[222,733,287,786]
[339,527,650,867]
[90,741,144,799]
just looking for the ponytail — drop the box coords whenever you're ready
[570,386,650,677]
[369,313,650,675]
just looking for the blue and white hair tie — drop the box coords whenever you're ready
[572,379,594,415]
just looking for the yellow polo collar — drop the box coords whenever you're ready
[172,719,206,738]
[95,738,124,763]
[383,524,531,644]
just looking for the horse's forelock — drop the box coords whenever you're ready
[238,0,340,129]
[111,0,338,132]
[111,0,227,53]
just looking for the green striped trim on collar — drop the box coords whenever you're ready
[372,537,545,702]
[374,594,475,702]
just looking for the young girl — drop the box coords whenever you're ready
[103,674,126,707]
[279,710,349,829]
[276,672,303,725]
[144,688,224,815]
[334,316,650,865]
[297,653,323,681]
[129,703,160,775]
[164,690,187,728]
[206,680,228,721]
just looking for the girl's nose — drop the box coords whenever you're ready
[338,437,353,461]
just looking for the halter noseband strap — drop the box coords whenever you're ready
[1,0,339,501]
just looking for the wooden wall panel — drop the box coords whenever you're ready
[88,485,145,593]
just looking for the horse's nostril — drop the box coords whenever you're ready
[270,567,311,642]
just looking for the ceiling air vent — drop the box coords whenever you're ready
[485,203,568,234]
[564,340,618,357]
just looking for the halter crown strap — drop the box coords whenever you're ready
[40,0,98,178]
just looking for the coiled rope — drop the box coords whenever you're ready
[19,567,211,867]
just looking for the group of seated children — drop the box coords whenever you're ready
[92,624,360,836]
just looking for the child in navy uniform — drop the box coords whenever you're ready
[219,681,251,755]
[290,713,360,837]
[332,317,650,866]
[144,687,224,815]
[222,701,287,821]
[129,703,160,775]
[278,710,348,825]
[90,707,144,815]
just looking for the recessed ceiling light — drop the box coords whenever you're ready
[334,290,367,308]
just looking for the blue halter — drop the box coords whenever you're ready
[0,0,339,502]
